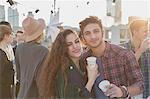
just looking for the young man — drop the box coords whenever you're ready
[79,16,144,98]
[121,19,150,99]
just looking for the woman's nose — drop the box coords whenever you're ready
[73,43,77,48]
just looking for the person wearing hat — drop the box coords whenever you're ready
[0,21,12,31]
[121,19,150,98]
[0,25,15,99]
[15,17,49,99]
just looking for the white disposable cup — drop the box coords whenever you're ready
[98,80,110,92]
[86,57,97,68]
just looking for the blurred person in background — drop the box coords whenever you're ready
[0,24,15,99]
[121,19,150,99]
[15,17,48,99]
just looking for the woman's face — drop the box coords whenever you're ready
[66,33,82,59]
[133,25,149,41]
[4,34,13,44]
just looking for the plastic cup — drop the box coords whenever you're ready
[86,57,97,68]
[98,80,110,92]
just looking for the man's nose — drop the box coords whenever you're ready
[91,33,96,39]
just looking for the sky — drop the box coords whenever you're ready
[0,0,150,27]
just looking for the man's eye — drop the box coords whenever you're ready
[84,32,90,35]
[94,30,100,33]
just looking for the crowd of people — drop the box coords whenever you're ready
[0,15,150,99]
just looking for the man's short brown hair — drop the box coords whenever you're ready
[79,16,103,37]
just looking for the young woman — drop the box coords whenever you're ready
[38,29,98,98]
[0,25,14,99]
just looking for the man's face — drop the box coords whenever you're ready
[82,23,103,48]
[16,33,23,41]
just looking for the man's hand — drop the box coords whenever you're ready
[105,84,123,98]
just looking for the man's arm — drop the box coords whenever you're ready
[105,50,144,98]
[124,51,144,96]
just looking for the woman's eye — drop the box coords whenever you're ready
[75,40,79,43]
[67,44,71,46]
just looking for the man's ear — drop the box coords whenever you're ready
[101,27,105,38]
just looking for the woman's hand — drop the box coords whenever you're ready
[87,64,99,81]
[85,64,99,92]
[139,38,150,53]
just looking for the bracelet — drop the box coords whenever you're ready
[122,86,130,98]
[119,86,129,98]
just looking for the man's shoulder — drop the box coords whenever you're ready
[82,48,92,56]
[120,41,131,49]
[110,43,126,51]
[16,42,49,55]
[39,45,49,54]
[16,42,25,49]
[109,43,133,57]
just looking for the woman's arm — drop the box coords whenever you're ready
[80,65,99,98]
[85,65,99,92]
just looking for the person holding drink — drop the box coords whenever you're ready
[37,29,99,98]
[121,19,150,99]
[79,16,144,99]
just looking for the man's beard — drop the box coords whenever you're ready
[88,39,103,49]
